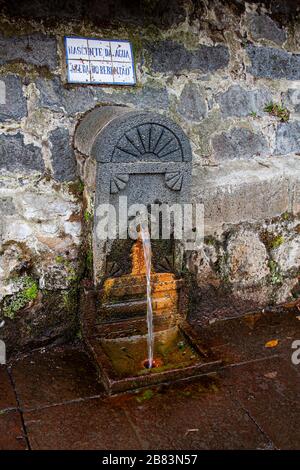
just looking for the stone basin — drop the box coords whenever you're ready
[86,322,221,394]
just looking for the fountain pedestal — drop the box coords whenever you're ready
[75,107,222,394]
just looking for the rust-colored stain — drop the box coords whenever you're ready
[101,237,180,317]
[131,236,147,276]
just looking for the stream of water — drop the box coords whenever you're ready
[140,223,154,369]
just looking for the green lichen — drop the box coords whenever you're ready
[66,266,78,283]
[180,390,191,397]
[269,235,285,250]
[127,32,144,64]
[68,179,84,199]
[204,235,217,246]
[264,102,290,122]
[282,211,293,221]
[169,30,200,49]
[62,288,78,312]
[0,62,53,79]
[54,256,79,284]
[215,252,229,283]
[84,210,92,223]
[0,17,38,37]
[76,329,82,340]
[268,260,283,285]
[136,389,154,403]
[86,249,93,273]
[3,276,39,319]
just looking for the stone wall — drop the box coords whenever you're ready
[0,0,300,353]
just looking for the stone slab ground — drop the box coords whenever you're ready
[1,307,300,450]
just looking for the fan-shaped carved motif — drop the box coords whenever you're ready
[110,174,129,194]
[165,171,183,191]
[112,124,183,162]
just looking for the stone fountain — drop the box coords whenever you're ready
[75,106,220,394]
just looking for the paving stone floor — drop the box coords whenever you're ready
[1,307,300,450]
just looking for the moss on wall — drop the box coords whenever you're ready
[2,276,39,319]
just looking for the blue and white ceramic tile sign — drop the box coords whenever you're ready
[65,36,136,85]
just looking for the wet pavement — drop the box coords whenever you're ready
[1,307,300,450]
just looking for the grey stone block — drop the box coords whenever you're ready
[146,40,229,74]
[36,77,96,115]
[282,89,300,114]
[247,45,300,80]
[217,85,271,118]
[247,13,286,45]
[275,121,300,155]
[177,83,207,121]
[36,77,169,115]
[273,236,300,273]
[0,197,16,216]
[118,85,169,112]
[227,229,269,284]
[0,34,57,70]
[0,75,27,121]
[35,77,68,112]
[294,184,300,215]
[231,283,275,308]
[0,133,44,174]
[60,87,96,115]
[49,127,77,182]
[192,158,292,234]
[269,154,300,215]
[212,127,269,161]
